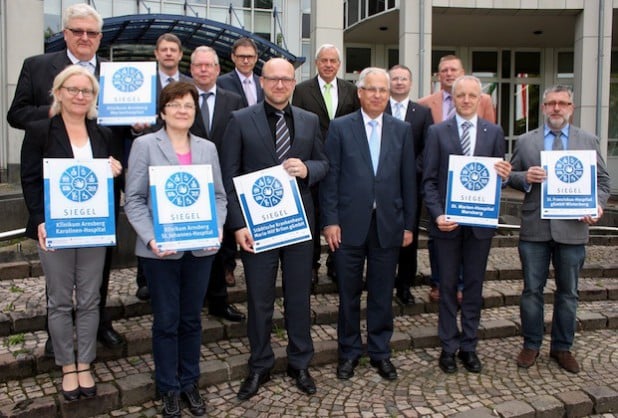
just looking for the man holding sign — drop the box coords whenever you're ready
[509,85,610,373]
[423,75,511,374]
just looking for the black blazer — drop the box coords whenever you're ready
[20,116,114,240]
[216,71,264,108]
[191,87,244,151]
[292,76,360,140]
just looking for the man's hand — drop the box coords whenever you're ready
[402,230,413,247]
[436,215,458,232]
[525,166,547,184]
[235,228,255,253]
[323,225,341,252]
[283,158,308,179]
[494,160,512,181]
[581,206,604,225]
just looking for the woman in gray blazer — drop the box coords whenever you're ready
[124,82,227,418]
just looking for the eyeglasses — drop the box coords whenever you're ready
[234,54,257,61]
[65,28,101,39]
[165,103,196,110]
[360,86,389,95]
[543,101,572,108]
[62,86,94,97]
[262,76,295,86]
[191,62,218,69]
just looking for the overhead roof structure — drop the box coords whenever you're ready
[45,13,305,75]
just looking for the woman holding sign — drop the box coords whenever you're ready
[20,65,123,401]
[124,81,227,418]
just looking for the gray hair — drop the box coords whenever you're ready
[452,75,482,95]
[356,67,390,88]
[191,46,220,65]
[50,65,99,119]
[62,3,103,32]
[315,44,341,62]
[543,85,573,102]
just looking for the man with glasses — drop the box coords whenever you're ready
[320,67,416,382]
[7,3,125,355]
[221,58,328,400]
[509,85,610,374]
[217,37,264,107]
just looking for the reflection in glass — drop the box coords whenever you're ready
[557,51,574,79]
[607,82,618,143]
[346,47,371,74]
[513,83,539,136]
[472,51,497,77]
[515,52,541,78]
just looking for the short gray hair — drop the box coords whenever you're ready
[543,85,573,102]
[356,67,390,88]
[62,3,103,32]
[315,44,341,62]
[191,46,219,65]
[452,75,482,94]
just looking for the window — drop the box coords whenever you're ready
[346,47,371,73]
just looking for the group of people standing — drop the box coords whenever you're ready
[8,3,611,418]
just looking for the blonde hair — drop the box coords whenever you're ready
[50,65,99,118]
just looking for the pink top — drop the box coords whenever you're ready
[176,152,192,165]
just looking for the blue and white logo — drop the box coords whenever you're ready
[252,175,284,207]
[59,165,98,202]
[165,172,200,207]
[112,66,144,92]
[460,162,490,191]
[555,156,584,183]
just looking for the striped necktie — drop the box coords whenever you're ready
[446,95,456,120]
[275,110,291,162]
[460,121,472,156]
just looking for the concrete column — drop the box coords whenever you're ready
[311,0,345,78]
[399,0,432,99]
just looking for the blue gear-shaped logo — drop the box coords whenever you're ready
[165,172,200,207]
[252,175,284,207]
[555,156,584,183]
[460,162,490,191]
[112,66,144,92]
[59,165,98,202]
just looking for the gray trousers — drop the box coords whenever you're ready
[38,246,105,366]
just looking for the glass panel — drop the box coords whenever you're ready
[472,51,497,78]
[301,42,311,80]
[209,7,230,24]
[348,0,359,26]
[302,0,311,9]
[302,13,310,39]
[44,0,62,35]
[611,51,618,76]
[501,50,511,78]
[388,0,395,9]
[255,0,274,9]
[431,50,455,74]
[368,0,385,16]
[513,83,540,136]
[608,82,618,140]
[499,83,510,137]
[361,0,366,19]
[346,47,371,74]
[483,81,498,116]
[142,1,161,13]
[211,0,246,6]
[162,3,184,14]
[255,11,272,40]
[514,51,541,78]
[94,0,113,17]
[114,0,138,15]
[557,51,574,79]
[387,49,398,70]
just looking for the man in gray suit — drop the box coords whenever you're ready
[509,85,610,374]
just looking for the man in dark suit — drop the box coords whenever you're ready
[423,75,511,374]
[6,3,125,353]
[216,37,264,107]
[509,85,610,373]
[221,58,328,400]
[386,64,433,306]
[320,67,416,381]
[189,45,245,323]
[292,44,360,284]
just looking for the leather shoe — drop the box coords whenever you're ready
[210,304,245,322]
[550,350,580,374]
[429,286,440,302]
[135,285,150,301]
[439,351,457,373]
[44,338,54,358]
[98,326,125,348]
[181,383,206,416]
[516,348,539,368]
[287,366,316,395]
[161,391,181,418]
[336,358,358,380]
[370,358,398,380]
[458,350,482,373]
[237,371,270,400]
[396,288,415,305]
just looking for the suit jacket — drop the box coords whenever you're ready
[124,128,227,259]
[509,125,610,245]
[8,50,102,130]
[422,117,505,240]
[20,115,113,240]
[220,103,328,231]
[292,76,360,140]
[418,90,496,124]
[320,110,417,248]
[191,87,244,151]
[216,71,264,108]
[385,100,433,173]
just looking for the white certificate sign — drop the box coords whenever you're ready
[233,165,312,253]
[445,155,502,227]
[150,165,220,252]
[43,159,116,249]
[97,61,157,126]
[541,150,598,219]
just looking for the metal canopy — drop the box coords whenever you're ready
[45,13,305,75]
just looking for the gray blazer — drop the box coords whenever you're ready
[124,128,227,259]
[509,125,610,245]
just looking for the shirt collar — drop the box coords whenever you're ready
[544,124,569,137]
[317,76,336,90]
[67,50,96,68]
[159,70,180,83]
[455,114,478,127]
[264,100,291,117]
[197,85,217,96]
[442,90,452,103]
[361,110,383,126]
[235,68,254,83]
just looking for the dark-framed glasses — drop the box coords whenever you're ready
[65,28,101,38]
[165,102,196,111]
[262,76,295,86]
[62,86,94,97]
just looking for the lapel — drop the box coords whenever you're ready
[85,119,106,158]
[445,118,461,154]
[155,129,181,165]
[289,107,305,157]
[253,74,264,102]
[50,116,74,157]
[250,105,279,163]
[211,89,229,133]
[189,134,204,164]
[309,77,329,116]
[473,119,492,156]
[350,111,374,175]
[377,114,395,176]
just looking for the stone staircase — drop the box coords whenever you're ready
[0,235,616,417]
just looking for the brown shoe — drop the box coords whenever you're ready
[516,348,539,368]
[550,350,580,373]
[225,268,236,287]
[429,286,440,302]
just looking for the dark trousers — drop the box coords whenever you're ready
[205,229,236,311]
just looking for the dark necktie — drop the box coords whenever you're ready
[275,110,291,163]
[200,92,213,137]
[552,130,564,150]
[460,121,472,156]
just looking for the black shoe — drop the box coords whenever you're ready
[237,371,270,400]
[458,350,482,373]
[135,285,150,301]
[439,351,457,374]
[44,338,54,358]
[287,366,316,395]
[77,367,96,399]
[61,370,80,402]
[370,358,398,380]
[209,304,245,322]
[161,391,181,418]
[98,326,125,348]
[396,288,415,305]
[181,384,206,416]
[336,358,358,380]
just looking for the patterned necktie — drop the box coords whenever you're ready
[166,77,175,87]
[552,130,564,150]
[200,92,213,136]
[446,95,456,121]
[78,61,94,74]
[394,102,403,120]
[323,83,334,120]
[243,78,257,106]
[460,121,472,156]
[275,110,291,163]
[368,120,380,174]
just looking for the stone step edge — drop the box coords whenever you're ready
[1,320,617,418]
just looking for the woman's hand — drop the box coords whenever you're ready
[109,156,123,178]
[37,223,52,251]
[148,240,176,258]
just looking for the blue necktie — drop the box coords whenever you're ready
[394,102,403,120]
[552,130,564,150]
[368,120,380,174]
[460,121,472,156]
